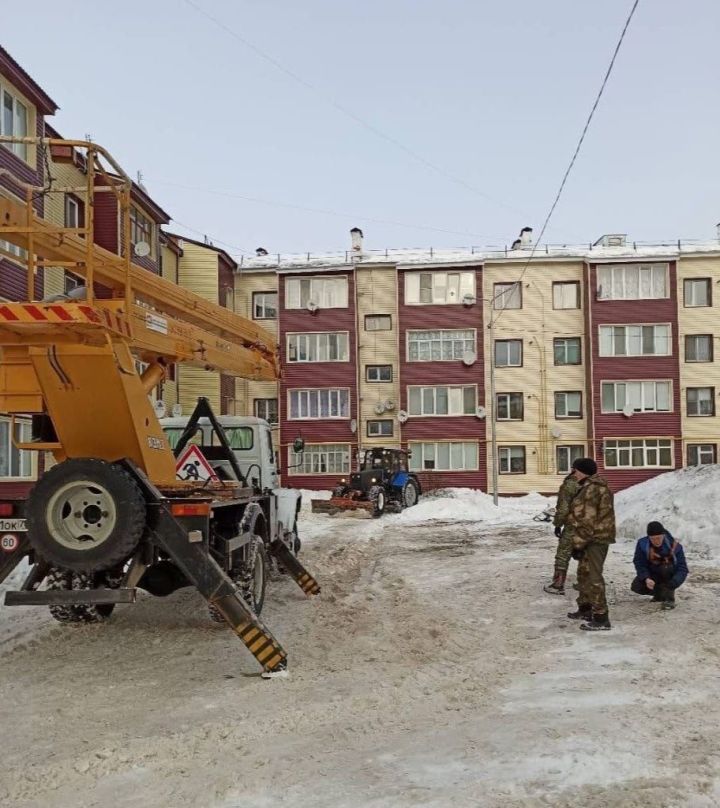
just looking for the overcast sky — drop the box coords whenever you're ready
[5,0,720,256]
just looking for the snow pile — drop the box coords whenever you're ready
[616,465,720,559]
[393,487,551,526]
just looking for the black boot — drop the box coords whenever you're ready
[543,569,567,595]
[580,612,611,631]
[567,606,592,620]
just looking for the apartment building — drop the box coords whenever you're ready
[236,231,720,494]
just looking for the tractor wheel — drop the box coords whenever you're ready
[208,534,268,621]
[26,459,146,573]
[369,486,386,519]
[45,567,122,624]
[402,479,420,509]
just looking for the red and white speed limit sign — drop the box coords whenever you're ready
[1,534,20,552]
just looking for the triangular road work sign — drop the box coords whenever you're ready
[175,444,217,482]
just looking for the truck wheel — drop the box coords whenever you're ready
[45,567,120,624]
[208,535,268,622]
[369,486,386,518]
[402,479,419,508]
[26,459,146,573]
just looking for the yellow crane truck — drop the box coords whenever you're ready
[0,135,319,676]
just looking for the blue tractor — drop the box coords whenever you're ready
[311,448,421,518]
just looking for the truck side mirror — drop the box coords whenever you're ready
[292,437,305,453]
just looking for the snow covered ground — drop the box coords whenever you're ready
[1,473,719,807]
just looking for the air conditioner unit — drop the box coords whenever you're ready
[384,399,395,411]
[153,399,166,419]
[397,410,409,424]
[462,293,476,306]
[550,425,562,439]
[374,401,386,415]
[475,406,487,420]
[462,350,477,367]
[350,418,358,434]
[171,403,183,417]
[306,300,319,313]
[622,404,634,418]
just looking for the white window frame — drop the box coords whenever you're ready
[253,398,278,425]
[0,417,35,479]
[603,439,674,469]
[553,337,582,366]
[494,339,523,367]
[684,278,711,308]
[407,329,476,362]
[404,271,475,305]
[130,206,155,257]
[687,444,716,466]
[496,392,523,421]
[366,365,392,383]
[65,195,81,228]
[554,391,583,419]
[596,263,669,301]
[598,324,672,357]
[493,282,522,310]
[408,441,479,472]
[552,281,580,310]
[285,275,348,309]
[0,83,29,162]
[288,443,350,475]
[288,388,350,420]
[499,446,526,474]
[685,334,713,363]
[364,314,392,331]
[556,445,585,474]
[367,419,393,437]
[252,291,278,320]
[287,332,349,363]
[600,380,672,414]
[407,385,477,417]
[686,387,715,417]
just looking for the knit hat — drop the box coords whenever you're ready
[646,521,666,536]
[572,457,597,476]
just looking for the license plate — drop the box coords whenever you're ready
[0,519,26,532]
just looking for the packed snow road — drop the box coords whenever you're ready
[1,489,719,808]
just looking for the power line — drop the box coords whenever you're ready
[490,0,641,328]
[179,0,526,217]
[168,218,251,255]
[150,178,501,242]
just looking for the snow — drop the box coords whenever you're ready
[1,472,719,807]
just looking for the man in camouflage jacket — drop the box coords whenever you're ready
[543,473,579,595]
[565,457,616,631]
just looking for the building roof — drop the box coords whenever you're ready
[0,46,59,116]
[164,232,237,270]
[236,240,720,272]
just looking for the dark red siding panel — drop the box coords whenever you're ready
[93,190,118,254]
[587,261,681,492]
[397,266,486,492]
[278,271,359,489]
[220,374,235,415]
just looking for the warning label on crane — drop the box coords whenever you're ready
[175,445,217,482]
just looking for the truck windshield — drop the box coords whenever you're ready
[162,428,202,450]
[218,427,254,450]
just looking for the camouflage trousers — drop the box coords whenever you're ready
[554,528,574,572]
[576,542,610,616]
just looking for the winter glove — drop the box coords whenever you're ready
[571,546,585,561]
[554,526,562,538]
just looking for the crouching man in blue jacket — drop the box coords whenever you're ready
[631,521,689,610]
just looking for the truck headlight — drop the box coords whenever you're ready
[371,478,377,484]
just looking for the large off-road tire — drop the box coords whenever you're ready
[369,486,386,519]
[45,567,122,624]
[208,535,268,621]
[402,479,420,509]
[26,459,146,573]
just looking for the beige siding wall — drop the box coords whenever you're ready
[42,157,87,297]
[178,366,220,414]
[355,264,400,447]
[483,260,587,493]
[677,254,720,463]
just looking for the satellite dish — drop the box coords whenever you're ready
[397,410,409,424]
[306,300,319,313]
[475,406,487,420]
[350,419,357,434]
[622,404,634,418]
[153,399,166,418]
[384,399,395,411]
[374,401,386,415]
[171,403,183,417]
[462,293,476,306]
[550,425,562,439]
[133,240,151,258]
[462,350,477,366]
